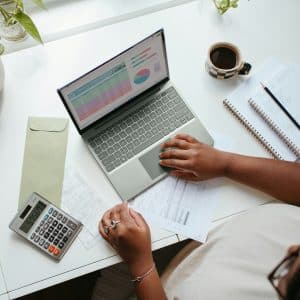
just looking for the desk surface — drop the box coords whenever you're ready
[0,265,6,296]
[1,0,299,298]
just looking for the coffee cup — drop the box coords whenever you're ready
[206,42,251,79]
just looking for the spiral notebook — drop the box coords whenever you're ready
[223,59,300,161]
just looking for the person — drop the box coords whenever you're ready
[99,134,300,300]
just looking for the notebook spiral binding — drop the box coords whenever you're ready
[249,99,300,158]
[223,99,283,160]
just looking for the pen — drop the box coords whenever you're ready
[260,82,300,130]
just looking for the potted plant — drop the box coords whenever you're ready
[0,0,44,50]
[213,0,239,14]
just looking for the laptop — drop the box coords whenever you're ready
[57,29,213,201]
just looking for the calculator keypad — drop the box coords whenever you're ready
[31,206,78,258]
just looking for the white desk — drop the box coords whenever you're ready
[0,264,7,296]
[0,0,299,298]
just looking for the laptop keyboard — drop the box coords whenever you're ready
[88,87,194,172]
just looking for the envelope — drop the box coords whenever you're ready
[18,117,69,209]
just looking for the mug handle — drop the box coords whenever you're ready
[238,62,252,75]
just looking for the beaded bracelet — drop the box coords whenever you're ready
[131,263,155,284]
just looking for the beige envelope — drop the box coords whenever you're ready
[18,117,69,209]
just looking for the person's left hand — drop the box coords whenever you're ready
[99,203,153,275]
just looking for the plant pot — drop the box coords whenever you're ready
[0,20,27,41]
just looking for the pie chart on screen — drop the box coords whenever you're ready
[134,68,150,84]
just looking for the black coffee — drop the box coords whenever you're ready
[210,47,237,69]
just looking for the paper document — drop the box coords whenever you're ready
[131,132,232,242]
[132,177,221,242]
[62,167,111,249]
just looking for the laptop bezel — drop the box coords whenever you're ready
[57,28,170,135]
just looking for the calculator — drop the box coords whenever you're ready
[9,192,83,261]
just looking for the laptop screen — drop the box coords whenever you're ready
[59,30,169,131]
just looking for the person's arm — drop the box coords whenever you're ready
[159,134,300,206]
[99,203,167,300]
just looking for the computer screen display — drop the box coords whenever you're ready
[59,30,168,131]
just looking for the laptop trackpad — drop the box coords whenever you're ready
[139,144,169,180]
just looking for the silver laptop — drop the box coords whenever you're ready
[58,29,213,201]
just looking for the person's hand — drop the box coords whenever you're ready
[159,133,229,181]
[99,203,153,275]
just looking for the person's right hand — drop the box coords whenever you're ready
[159,133,230,181]
[99,203,153,276]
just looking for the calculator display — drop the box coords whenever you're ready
[19,201,46,233]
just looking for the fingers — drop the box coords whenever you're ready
[160,149,189,160]
[287,245,300,255]
[170,170,199,181]
[101,209,112,227]
[159,158,191,170]
[98,220,108,240]
[118,202,132,222]
[161,138,191,150]
[129,208,147,228]
[175,133,199,144]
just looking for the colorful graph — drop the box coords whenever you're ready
[134,68,150,84]
[68,63,132,121]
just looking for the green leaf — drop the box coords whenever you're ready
[13,0,24,10]
[13,11,43,44]
[31,0,46,9]
[0,6,11,23]
[219,0,230,9]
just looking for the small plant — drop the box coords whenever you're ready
[0,0,44,54]
[213,0,239,14]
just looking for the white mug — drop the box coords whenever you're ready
[206,42,251,79]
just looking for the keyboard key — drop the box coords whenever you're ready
[89,87,191,173]
[67,220,77,230]
[48,245,55,253]
[57,223,63,230]
[58,242,65,249]
[44,242,50,249]
[62,217,68,224]
[39,239,45,246]
[53,248,60,256]
[52,210,58,217]
[66,230,73,237]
